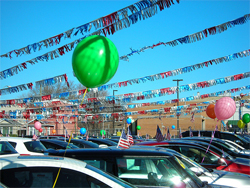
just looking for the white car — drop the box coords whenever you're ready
[0,141,19,158]
[0,137,46,156]
[0,155,136,188]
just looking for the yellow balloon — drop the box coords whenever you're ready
[237,120,245,129]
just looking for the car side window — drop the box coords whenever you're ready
[71,142,84,148]
[8,141,17,148]
[1,167,111,188]
[178,146,218,164]
[41,142,58,149]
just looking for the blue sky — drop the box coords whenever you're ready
[0,0,249,103]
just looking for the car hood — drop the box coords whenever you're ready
[200,169,250,188]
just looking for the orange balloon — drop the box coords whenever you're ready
[206,104,216,119]
[52,129,56,134]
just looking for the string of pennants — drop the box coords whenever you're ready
[0,13,249,80]
[0,0,180,59]
[0,69,249,108]
[1,92,249,120]
[1,48,249,96]
[0,74,69,96]
[0,86,248,122]
[120,14,250,61]
[0,87,249,122]
[1,97,249,123]
[0,71,249,106]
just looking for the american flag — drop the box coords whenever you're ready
[32,134,37,141]
[127,127,134,145]
[118,129,130,149]
[146,134,149,140]
[190,112,195,123]
[64,125,70,139]
[156,125,164,142]
[32,129,37,141]
[198,130,201,137]
[163,134,166,140]
[85,130,89,141]
[189,127,193,137]
[166,127,171,140]
[179,128,182,138]
[137,132,140,139]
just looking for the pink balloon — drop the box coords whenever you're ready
[34,121,42,130]
[214,97,236,120]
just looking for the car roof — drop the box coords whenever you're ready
[40,139,69,145]
[136,140,208,147]
[180,137,224,142]
[47,147,174,157]
[0,155,87,171]
[0,137,33,142]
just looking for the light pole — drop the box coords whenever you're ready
[113,90,118,135]
[173,79,183,132]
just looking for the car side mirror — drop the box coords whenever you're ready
[217,158,227,166]
[189,167,204,176]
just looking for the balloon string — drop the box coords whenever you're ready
[81,88,88,105]
[52,132,73,188]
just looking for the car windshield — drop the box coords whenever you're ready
[0,141,18,155]
[116,156,202,187]
[24,141,47,153]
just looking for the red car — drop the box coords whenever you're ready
[136,140,250,175]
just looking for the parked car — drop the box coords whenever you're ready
[40,139,79,150]
[181,131,250,149]
[222,139,250,154]
[179,137,250,159]
[82,138,118,147]
[46,147,208,188]
[136,140,250,175]
[0,141,19,158]
[129,145,250,188]
[39,136,65,139]
[0,155,136,188]
[57,138,99,148]
[0,137,46,155]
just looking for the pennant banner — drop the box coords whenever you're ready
[120,14,250,61]
[2,100,250,122]
[1,0,179,59]
[35,74,69,88]
[98,49,250,91]
[0,83,33,96]
[1,48,248,97]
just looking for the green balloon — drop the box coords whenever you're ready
[72,35,119,88]
[237,120,245,129]
[242,113,250,124]
[137,126,141,130]
[100,130,106,135]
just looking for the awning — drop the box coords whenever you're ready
[227,120,239,126]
